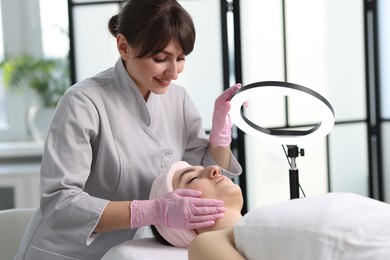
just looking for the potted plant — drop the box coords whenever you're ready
[1,54,70,141]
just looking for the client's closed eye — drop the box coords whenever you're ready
[187,176,198,184]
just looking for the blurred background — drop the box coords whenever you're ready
[0,0,389,213]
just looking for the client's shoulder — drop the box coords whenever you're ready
[188,228,244,260]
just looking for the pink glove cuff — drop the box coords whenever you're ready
[209,83,241,147]
[209,117,232,147]
[130,200,156,229]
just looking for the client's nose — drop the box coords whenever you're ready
[207,166,221,178]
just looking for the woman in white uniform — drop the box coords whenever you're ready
[15,0,241,259]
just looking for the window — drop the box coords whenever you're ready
[40,0,69,58]
[0,1,7,130]
[378,0,390,201]
[0,0,69,142]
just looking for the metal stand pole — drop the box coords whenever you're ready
[287,145,304,199]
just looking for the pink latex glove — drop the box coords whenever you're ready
[209,83,242,147]
[130,189,225,229]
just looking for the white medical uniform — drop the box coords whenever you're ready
[15,58,242,260]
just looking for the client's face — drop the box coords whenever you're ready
[172,165,243,206]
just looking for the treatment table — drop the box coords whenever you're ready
[101,227,187,260]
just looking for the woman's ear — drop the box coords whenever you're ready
[117,34,130,60]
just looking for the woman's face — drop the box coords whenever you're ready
[172,165,242,204]
[118,35,186,100]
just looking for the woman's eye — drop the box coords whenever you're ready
[187,177,198,184]
[153,57,166,63]
[177,57,185,62]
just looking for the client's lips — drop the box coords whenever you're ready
[215,175,229,185]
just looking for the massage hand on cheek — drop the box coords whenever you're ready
[130,177,227,231]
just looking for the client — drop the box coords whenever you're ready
[149,161,244,259]
[150,161,390,260]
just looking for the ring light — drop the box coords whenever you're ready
[229,81,335,145]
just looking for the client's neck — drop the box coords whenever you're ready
[196,206,242,234]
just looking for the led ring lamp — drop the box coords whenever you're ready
[229,81,335,145]
[229,81,335,199]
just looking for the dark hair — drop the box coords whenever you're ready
[150,225,173,246]
[108,0,196,58]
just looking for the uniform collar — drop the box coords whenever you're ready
[114,58,154,126]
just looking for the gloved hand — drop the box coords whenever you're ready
[209,83,242,147]
[130,189,225,229]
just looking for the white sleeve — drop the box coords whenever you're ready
[40,89,109,245]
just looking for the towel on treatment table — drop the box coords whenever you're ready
[234,192,390,260]
[100,238,187,260]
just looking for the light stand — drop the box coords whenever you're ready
[287,145,304,199]
[228,81,335,201]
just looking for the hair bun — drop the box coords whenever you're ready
[108,14,119,37]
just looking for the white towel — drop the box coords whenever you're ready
[234,192,390,260]
[101,238,187,260]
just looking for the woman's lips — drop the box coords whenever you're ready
[215,175,229,185]
[155,78,170,87]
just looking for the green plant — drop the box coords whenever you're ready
[1,54,70,107]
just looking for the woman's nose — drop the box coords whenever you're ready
[207,166,221,179]
[165,61,179,80]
